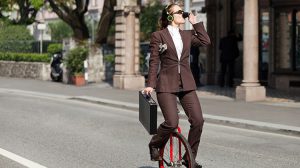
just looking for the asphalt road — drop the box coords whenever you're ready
[0,91,299,168]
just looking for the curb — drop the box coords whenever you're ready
[202,114,300,137]
[72,96,300,137]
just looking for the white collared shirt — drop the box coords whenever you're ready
[167,25,183,60]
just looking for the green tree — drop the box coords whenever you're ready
[48,20,73,42]
[47,0,90,41]
[46,0,117,44]
[0,1,8,19]
[95,0,116,44]
[0,0,43,25]
[140,1,163,41]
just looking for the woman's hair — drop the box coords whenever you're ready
[160,4,177,30]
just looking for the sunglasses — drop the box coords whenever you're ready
[171,10,190,18]
[172,10,184,15]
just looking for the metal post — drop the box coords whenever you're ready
[84,60,88,82]
[91,19,94,42]
[184,0,190,30]
[40,30,43,53]
[37,23,46,54]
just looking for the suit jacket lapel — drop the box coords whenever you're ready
[162,28,179,59]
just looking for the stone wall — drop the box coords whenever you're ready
[0,61,51,80]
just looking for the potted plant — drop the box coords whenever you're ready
[65,45,88,86]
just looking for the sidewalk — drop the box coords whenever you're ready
[1,77,299,136]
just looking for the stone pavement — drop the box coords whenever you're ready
[0,77,299,137]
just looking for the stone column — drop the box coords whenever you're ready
[276,13,291,69]
[236,0,266,101]
[113,0,145,90]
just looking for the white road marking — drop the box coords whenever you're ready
[0,148,47,168]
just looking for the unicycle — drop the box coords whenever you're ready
[158,126,195,168]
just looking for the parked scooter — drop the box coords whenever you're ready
[50,52,63,82]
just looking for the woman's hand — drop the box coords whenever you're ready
[143,87,154,95]
[188,12,197,25]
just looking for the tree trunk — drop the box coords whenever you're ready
[69,15,90,41]
[95,0,116,44]
[48,0,90,42]
[11,0,38,25]
[71,26,89,41]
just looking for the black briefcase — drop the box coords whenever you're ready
[139,91,157,135]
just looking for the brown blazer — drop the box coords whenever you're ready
[147,22,211,92]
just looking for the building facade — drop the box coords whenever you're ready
[204,0,300,95]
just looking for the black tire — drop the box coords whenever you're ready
[158,131,195,168]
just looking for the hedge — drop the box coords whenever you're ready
[0,25,34,53]
[47,43,63,55]
[0,52,50,63]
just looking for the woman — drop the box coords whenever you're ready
[143,3,210,168]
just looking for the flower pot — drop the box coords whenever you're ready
[72,75,85,86]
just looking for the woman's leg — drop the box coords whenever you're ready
[149,92,179,149]
[179,90,204,158]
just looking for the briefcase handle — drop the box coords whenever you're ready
[140,91,156,105]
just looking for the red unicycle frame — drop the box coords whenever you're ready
[158,126,195,168]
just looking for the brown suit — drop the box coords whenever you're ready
[147,22,210,92]
[148,22,211,159]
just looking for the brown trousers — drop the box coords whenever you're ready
[149,89,204,158]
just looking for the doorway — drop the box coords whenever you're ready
[274,8,300,73]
